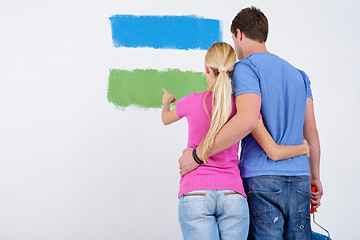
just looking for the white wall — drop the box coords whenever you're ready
[0,0,359,239]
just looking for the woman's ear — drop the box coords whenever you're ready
[205,66,210,74]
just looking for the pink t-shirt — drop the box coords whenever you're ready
[175,91,261,199]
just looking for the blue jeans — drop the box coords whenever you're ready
[243,175,312,240]
[178,190,249,240]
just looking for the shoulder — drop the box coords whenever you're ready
[178,91,206,104]
[274,55,303,73]
[297,69,309,79]
[265,55,307,79]
[190,91,209,99]
[233,58,260,80]
[176,91,208,118]
[234,58,255,70]
[234,56,262,75]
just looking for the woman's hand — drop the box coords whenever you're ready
[162,88,176,105]
[161,88,180,125]
[303,139,310,158]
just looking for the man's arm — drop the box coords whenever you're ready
[303,97,323,209]
[179,93,261,177]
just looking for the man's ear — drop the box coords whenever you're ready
[236,28,243,40]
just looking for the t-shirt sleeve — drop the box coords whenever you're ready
[299,69,313,99]
[175,94,191,118]
[232,61,261,97]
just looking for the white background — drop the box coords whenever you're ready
[0,0,359,239]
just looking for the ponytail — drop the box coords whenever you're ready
[201,70,233,162]
[200,42,236,163]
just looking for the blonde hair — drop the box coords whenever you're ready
[201,42,236,163]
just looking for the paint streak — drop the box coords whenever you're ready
[109,15,222,50]
[107,69,208,108]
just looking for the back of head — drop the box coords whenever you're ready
[201,42,236,162]
[231,6,268,43]
[205,42,236,77]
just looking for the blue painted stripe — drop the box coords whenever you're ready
[109,15,222,50]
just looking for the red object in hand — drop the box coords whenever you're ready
[310,186,318,214]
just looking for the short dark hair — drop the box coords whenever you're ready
[231,7,268,43]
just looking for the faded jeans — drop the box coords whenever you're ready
[178,190,249,240]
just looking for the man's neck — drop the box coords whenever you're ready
[243,41,269,58]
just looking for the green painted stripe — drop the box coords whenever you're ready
[107,69,208,108]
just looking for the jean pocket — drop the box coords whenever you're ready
[296,190,311,231]
[248,190,282,228]
[181,191,207,198]
[179,191,207,223]
[221,191,248,217]
[223,191,240,196]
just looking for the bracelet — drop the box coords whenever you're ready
[192,146,203,164]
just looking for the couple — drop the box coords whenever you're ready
[161,7,323,240]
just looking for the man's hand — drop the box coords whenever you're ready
[179,147,200,178]
[311,178,323,209]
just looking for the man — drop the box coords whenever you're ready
[179,7,323,239]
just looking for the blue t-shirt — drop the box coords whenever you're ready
[232,52,313,178]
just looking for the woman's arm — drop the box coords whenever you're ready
[161,89,180,125]
[251,118,309,161]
